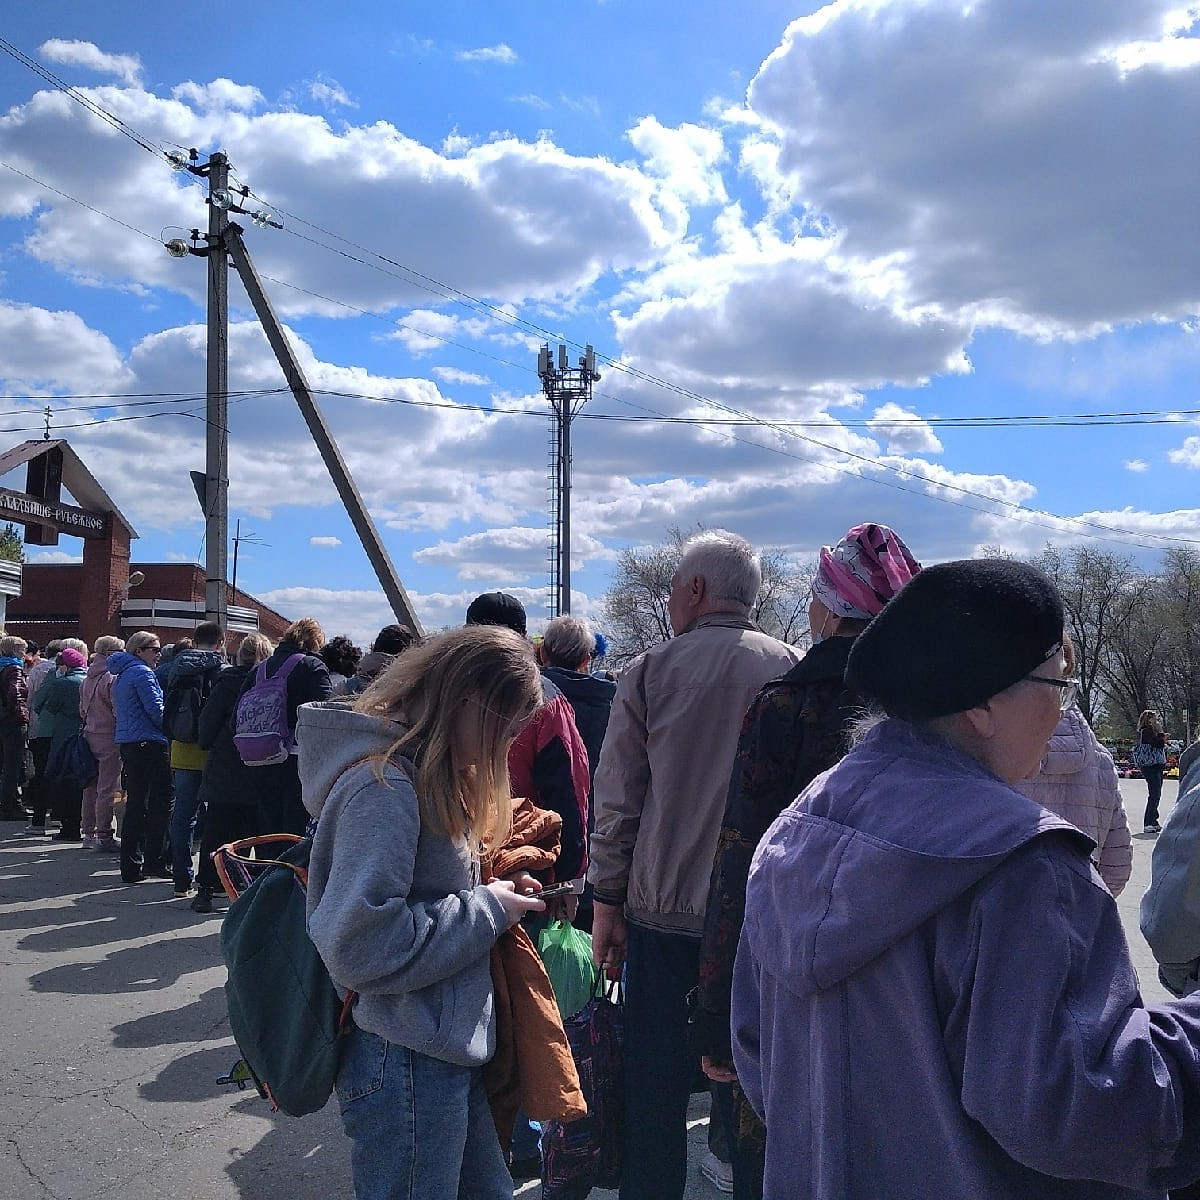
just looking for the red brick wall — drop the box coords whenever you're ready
[5,562,291,652]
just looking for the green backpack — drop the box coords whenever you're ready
[218,834,355,1116]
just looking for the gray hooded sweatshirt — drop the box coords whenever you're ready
[298,701,509,1066]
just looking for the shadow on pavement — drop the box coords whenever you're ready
[113,984,228,1048]
[29,931,220,994]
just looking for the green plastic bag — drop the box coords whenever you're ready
[538,918,595,1022]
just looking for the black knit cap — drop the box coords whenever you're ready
[465,591,527,637]
[845,558,1064,721]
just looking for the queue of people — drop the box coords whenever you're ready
[6,535,1199,1200]
[276,530,1200,1200]
[0,618,414,913]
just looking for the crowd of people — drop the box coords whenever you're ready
[10,528,1200,1200]
[0,617,416,915]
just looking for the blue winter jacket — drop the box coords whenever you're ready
[733,718,1200,1200]
[108,651,166,745]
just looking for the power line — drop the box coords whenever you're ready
[0,52,1196,552]
[0,38,165,158]
[2,379,1198,429]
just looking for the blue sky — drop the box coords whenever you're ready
[1,0,1199,646]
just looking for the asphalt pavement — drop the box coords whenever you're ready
[0,776,1181,1199]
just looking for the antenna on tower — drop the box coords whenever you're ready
[538,341,601,616]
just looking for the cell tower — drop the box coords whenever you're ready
[538,342,600,616]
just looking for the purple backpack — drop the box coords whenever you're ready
[233,654,304,767]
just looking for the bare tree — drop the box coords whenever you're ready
[1029,544,1138,727]
[1153,547,1200,744]
[754,550,816,647]
[601,528,688,668]
[601,526,811,667]
[1102,573,1168,734]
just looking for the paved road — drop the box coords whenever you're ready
[0,776,1181,1199]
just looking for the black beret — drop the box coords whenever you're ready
[465,591,527,637]
[845,558,1063,721]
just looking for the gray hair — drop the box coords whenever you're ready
[0,634,26,658]
[126,630,159,654]
[59,637,89,656]
[678,530,761,609]
[94,636,125,656]
[542,615,595,669]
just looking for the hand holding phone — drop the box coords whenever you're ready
[536,881,576,899]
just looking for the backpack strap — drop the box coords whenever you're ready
[213,754,413,900]
[271,652,306,682]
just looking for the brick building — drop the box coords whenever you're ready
[0,439,292,651]
[5,562,291,652]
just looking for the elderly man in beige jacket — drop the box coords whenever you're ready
[588,529,800,1200]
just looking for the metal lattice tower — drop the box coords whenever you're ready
[538,343,600,616]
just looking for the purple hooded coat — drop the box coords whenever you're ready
[733,719,1200,1200]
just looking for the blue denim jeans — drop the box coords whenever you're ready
[169,768,204,889]
[336,1026,511,1200]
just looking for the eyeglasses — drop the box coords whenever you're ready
[141,645,162,655]
[1024,675,1079,710]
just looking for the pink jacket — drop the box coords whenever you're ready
[1017,705,1132,895]
[80,656,117,741]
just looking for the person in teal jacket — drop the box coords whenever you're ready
[33,647,87,840]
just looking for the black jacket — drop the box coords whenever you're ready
[540,666,616,791]
[198,664,255,807]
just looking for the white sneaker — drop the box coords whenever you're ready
[82,835,99,849]
[699,1149,733,1193]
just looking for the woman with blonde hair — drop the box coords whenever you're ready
[109,631,171,884]
[298,625,549,1200]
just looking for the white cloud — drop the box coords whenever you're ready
[1125,458,1150,472]
[255,586,400,647]
[39,39,141,85]
[456,45,519,65]
[1169,438,1200,468]
[308,76,357,110]
[171,78,264,112]
[27,549,83,564]
[310,536,342,547]
[0,302,130,391]
[628,117,728,210]
[744,0,1200,333]
[867,403,944,456]
[432,366,490,386]
[0,83,673,316]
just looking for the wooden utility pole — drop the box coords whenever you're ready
[169,154,424,636]
[202,152,230,630]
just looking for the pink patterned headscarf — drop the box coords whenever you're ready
[811,523,921,621]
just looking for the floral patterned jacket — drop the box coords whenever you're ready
[692,634,863,1063]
